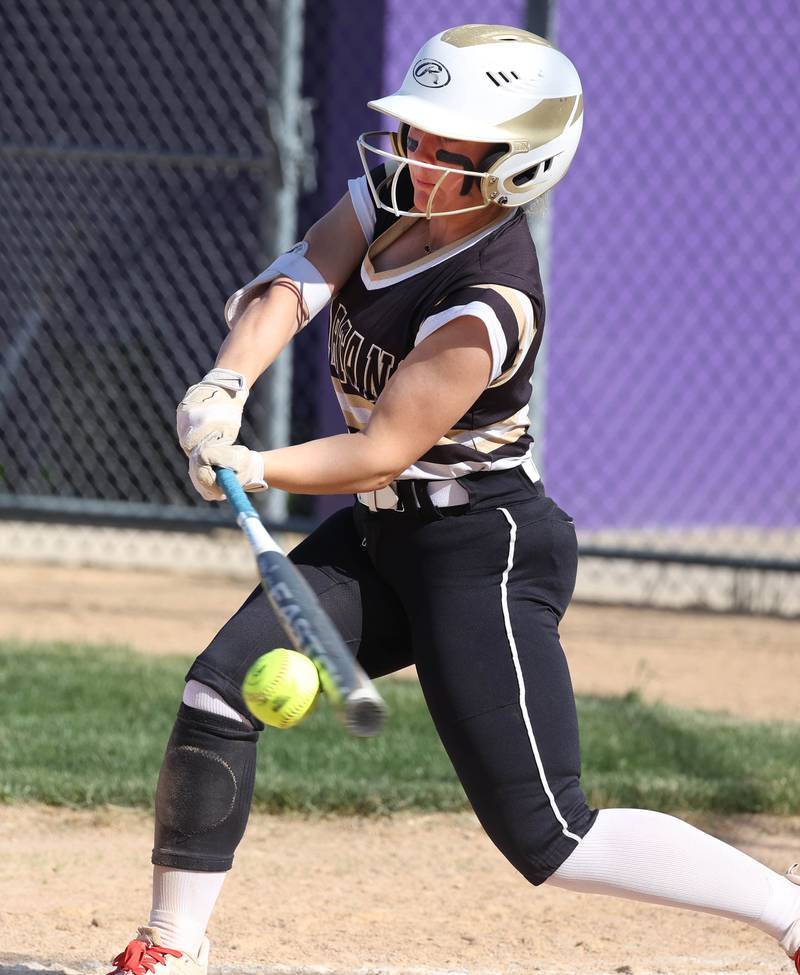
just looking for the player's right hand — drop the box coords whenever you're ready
[176,368,250,456]
[189,441,268,502]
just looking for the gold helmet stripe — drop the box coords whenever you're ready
[441,25,552,49]
[499,94,581,148]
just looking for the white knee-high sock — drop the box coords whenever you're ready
[148,681,250,955]
[149,866,226,956]
[548,809,800,958]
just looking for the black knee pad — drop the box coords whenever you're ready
[152,703,259,872]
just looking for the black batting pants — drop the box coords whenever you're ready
[174,468,597,883]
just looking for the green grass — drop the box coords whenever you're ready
[1,640,799,815]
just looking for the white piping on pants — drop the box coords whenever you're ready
[498,506,582,845]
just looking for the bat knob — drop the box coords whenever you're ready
[345,688,389,737]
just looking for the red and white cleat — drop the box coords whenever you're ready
[107,927,208,975]
[784,865,800,972]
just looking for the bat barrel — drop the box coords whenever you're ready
[345,688,389,738]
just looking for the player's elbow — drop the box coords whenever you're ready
[356,428,418,491]
[356,447,410,491]
[357,467,402,492]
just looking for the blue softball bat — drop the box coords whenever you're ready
[215,467,388,737]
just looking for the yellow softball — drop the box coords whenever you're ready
[242,648,321,728]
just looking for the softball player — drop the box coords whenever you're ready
[108,25,800,975]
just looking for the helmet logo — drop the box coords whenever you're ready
[412,59,451,88]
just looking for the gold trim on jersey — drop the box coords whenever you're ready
[361,209,513,289]
[331,377,372,430]
[438,282,536,387]
[489,284,537,387]
[405,451,536,480]
[437,405,530,454]
[333,364,530,456]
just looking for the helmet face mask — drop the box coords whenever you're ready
[357,130,506,219]
[358,23,583,219]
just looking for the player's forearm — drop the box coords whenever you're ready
[260,432,404,494]
[214,280,306,387]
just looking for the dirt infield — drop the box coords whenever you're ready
[1,562,799,974]
[2,806,799,974]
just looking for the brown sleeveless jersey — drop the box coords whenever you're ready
[331,164,545,479]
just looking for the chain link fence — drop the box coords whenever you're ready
[1,0,316,529]
[1,0,797,613]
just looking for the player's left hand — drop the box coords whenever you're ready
[189,441,268,502]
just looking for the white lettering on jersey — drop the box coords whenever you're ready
[363,344,397,400]
[329,301,364,390]
[330,300,398,400]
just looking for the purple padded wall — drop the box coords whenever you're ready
[546,1,799,528]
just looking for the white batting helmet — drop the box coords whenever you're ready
[357,24,583,218]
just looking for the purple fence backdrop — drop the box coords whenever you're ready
[547,0,799,531]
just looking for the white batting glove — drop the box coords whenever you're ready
[189,442,268,502]
[176,368,249,457]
